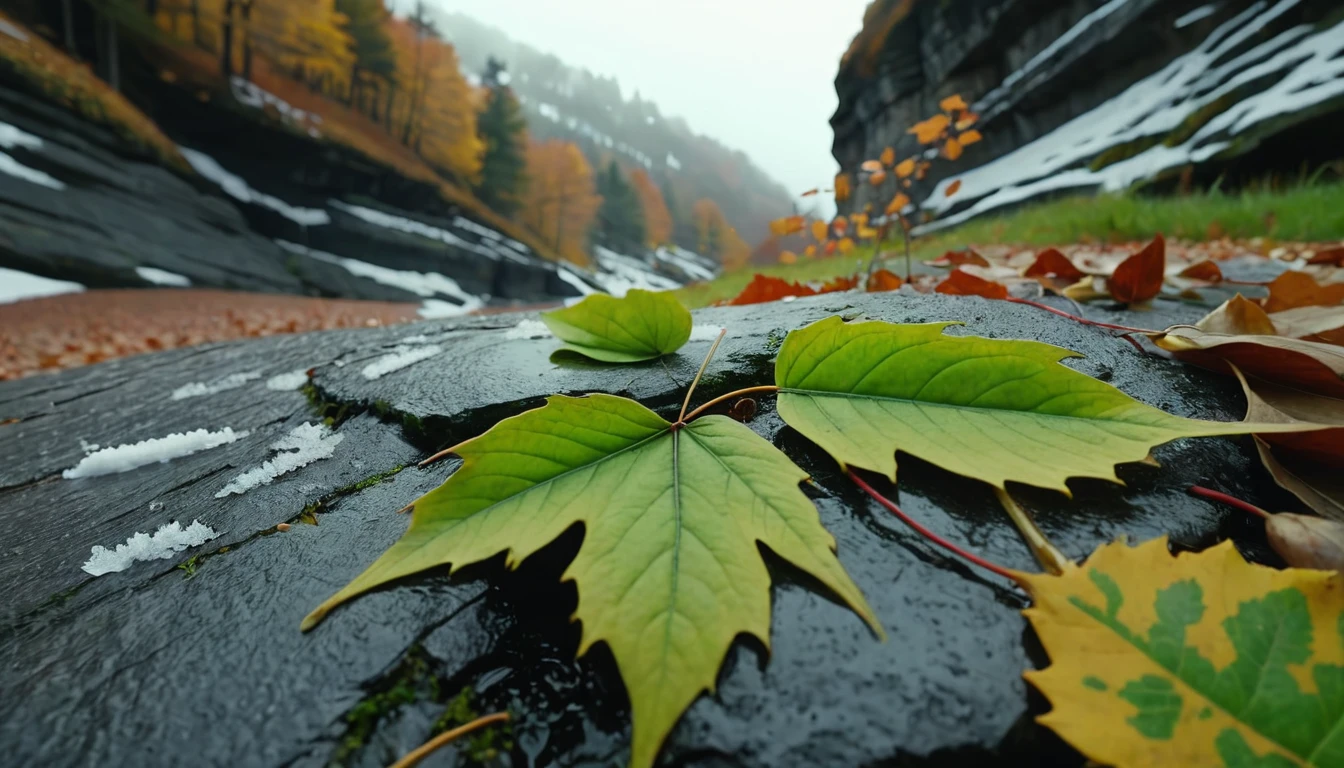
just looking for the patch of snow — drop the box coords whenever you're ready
[417,300,474,319]
[654,246,716,281]
[329,201,533,265]
[504,319,552,340]
[922,2,1343,229]
[453,216,502,241]
[171,371,261,400]
[63,428,247,479]
[689,326,724,342]
[0,267,83,304]
[266,369,310,391]
[401,334,431,343]
[136,266,192,287]
[276,240,486,311]
[229,76,319,126]
[0,150,63,189]
[0,19,29,41]
[1176,3,1220,28]
[497,71,512,86]
[181,148,330,226]
[538,103,562,122]
[81,519,219,576]
[0,121,42,150]
[590,247,681,296]
[557,264,598,296]
[216,423,344,497]
[361,344,443,380]
[666,153,682,171]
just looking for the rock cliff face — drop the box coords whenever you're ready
[831,0,1344,227]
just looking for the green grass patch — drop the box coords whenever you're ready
[678,185,1344,308]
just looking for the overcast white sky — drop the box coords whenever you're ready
[420,0,873,214]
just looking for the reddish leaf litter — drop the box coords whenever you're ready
[1,289,422,381]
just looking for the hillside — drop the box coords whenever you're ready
[435,10,795,248]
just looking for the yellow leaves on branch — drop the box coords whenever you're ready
[629,169,673,247]
[879,146,896,167]
[1023,536,1344,768]
[520,140,601,267]
[908,113,951,145]
[895,158,916,178]
[939,94,968,112]
[811,219,830,242]
[885,193,910,216]
[942,137,963,161]
[769,215,806,238]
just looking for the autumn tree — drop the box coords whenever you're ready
[629,168,672,247]
[336,0,395,113]
[521,140,602,267]
[474,57,528,217]
[247,1,354,95]
[691,197,751,270]
[385,15,481,182]
[595,160,646,253]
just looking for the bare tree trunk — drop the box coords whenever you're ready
[221,0,236,78]
[240,0,253,81]
[61,0,76,53]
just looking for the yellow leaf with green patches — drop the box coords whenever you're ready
[1021,537,1344,767]
[775,318,1326,492]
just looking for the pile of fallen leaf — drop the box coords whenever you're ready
[0,289,421,380]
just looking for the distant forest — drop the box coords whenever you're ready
[437,11,794,254]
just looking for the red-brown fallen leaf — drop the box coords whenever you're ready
[928,249,990,268]
[1307,245,1344,266]
[1263,271,1344,312]
[824,240,838,256]
[1108,234,1166,304]
[832,217,849,236]
[867,269,904,292]
[1179,259,1224,282]
[799,188,820,197]
[945,180,962,197]
[819,275,859,293]
[724,275,817,306]
[935,268,1009,300]
[1147,326,1344,398]
[1023,248,1084,283]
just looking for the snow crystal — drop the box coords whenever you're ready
[171,371,261,400]
[689,326,725,342]
[266,369,310,391]
[216,423,344,497]
[276,240,486,311]
[82,519,219,576]
[361,345,443,380]
[136,266,192,287]
[0,266,83,304]
[504,319,552,340]
[1176,3,1220,28]
[181,148,330,226]
[329,201,532,265]
[63,428,247,479]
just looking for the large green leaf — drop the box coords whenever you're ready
[775,318,1326,493]
[303,393,879,768]
[541,289,692,362]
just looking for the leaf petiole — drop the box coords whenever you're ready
[1004,297,1157,335]
[388,712,511,768]
[849,470,1019,582]
[678,328,728,423]
[682,386,781,424]
[1188,485,1271,519]
[993,487,1075,575]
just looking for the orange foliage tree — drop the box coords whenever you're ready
[629,168,673,247]
[693,198,751,271]
[520,140,602,267]
[385,16,482,184]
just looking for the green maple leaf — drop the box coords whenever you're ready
[303,393,880,768]
[775,317,1325,493]
[541,289,693,362]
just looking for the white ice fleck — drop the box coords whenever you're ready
[215,423,344,497]
[504,319,552,340]
[170,371,261,400]
[689,325,725,342]
[266,369,310,391]
[361,345,443,380]
[63,428,247,479]
[0,18,29,41]
[135,266,192,287]
[0,266,83,304]
[0,150,63,189]
[400,334,431,344]
[417,300,475,319]
[0,121,42,150]
[1176,3,1219,28]
[328,201,532,265]
[81,519,219,576]
[276,240,486,312]
[180,148,330,226]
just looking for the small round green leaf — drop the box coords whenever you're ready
[541,289,692,363]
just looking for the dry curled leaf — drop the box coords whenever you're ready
[935,268,1009,300]
[1270,305,1344,345]
[1023,248,1085,287]
[1108,235,1166,304]
[1263,271,1344,313]
[1147,326,1344,398]
[1265,513,1344,572]
[866,269,904,292]
[944,180,962,197]
[1195,294,1276,336]
[1177,260,1223,283]
[939,94,968,112]
[1256,437,1344,522]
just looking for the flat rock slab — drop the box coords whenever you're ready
[0,291,1293,767]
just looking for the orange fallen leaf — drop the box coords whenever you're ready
[908,114,950,145]
[939,94,968,112]
[868,170,888,186]
[1307,246,1344,266]
[838,237,856,255]
[942,137,964,161]
[803,245,817,259]
[1178,260,1223,282]
[819,275,859,293]
[769,215,806,237]
[867,269,904,292]
[879,147,895,167]
[725,275,817,306]
[1195,294,1276,336]
[1107,234,1165,304]
[1263,271,1344,313]
[928,249,990,268]
[944,180,962,197]
[779,251,799,265]
[1146,326,1344,398]
[935,268,1009,300]
[1023,248,1085,283]
[957,128,982,145]
[955,114,979,131]
[861,159,884,173]
[895,158,916,178]
[811,219,829,242]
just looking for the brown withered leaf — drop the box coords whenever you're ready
[724,275,816,306]
[1178,260,1223,283]
[1147,326,1344,398]
[935,268,1009,300]
[926,249,990,268]
[1023,248,1085,292]
[1263,271,1344,312]
[1306,245,1344,266]
[1108,235,1165,304]
[1256,438,1344,522]
[866,269,904,292]
[1265,513,1344,571]
[1195,294,1277,336]
[1269,305,1344,345]
[1233,367,1344,469]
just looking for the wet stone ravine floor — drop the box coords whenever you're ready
[0,286,1304,767]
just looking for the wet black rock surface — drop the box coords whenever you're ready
[0,291,1297,767]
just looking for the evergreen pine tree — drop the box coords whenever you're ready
[475,58,529,217]
[595,160,646,253]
